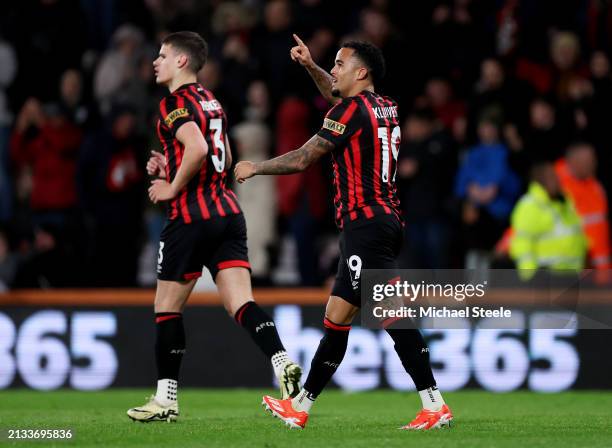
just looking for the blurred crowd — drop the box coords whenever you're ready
[0,0,611,290]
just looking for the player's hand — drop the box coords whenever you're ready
[146,150,166,177]
[148,179,177,203]
[290,34,313,68]
[234,161,257,183]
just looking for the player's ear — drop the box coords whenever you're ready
[356,67,369,82]
[177,53,189,70]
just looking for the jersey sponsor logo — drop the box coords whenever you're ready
[199,99,221,111]
[323,118,346,134]
[373,106,398,119]
[164,108,189,126]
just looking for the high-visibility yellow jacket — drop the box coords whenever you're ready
[509,182,587,278]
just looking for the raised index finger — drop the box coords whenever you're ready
[293,33,305,47]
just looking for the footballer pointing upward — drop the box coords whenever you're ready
[127,32,301,423]
[235,35,453,430]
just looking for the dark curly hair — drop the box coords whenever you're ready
[341,40,386,87]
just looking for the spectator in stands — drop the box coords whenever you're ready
[516,31,589,98]
[455,114,520,269]
[589,51,612,148]
[555,142,610,270]
[233,121,275,283]
[510,162,587,279]
[428,0,494,93]
[197,58,234,122]
[420,78,466,138]
[10,97,82,228]
[549,31,589,102]
[209,2,258,123]
[57,69,88,126]
[198,58,222,92]
[0,228,18,291]
[252,0,294,104]
[469,58,531,179]
[301,28,335,70]
[397,108,456,269]
[564,75,593,137]
[78,105,146,286]
[94,24,146,115]
[354,7,406,100]
[274,96,327,285]
[495,0,519,57]
[244,80,271,124]
[523,97,570,164]
[587,51,612,206]
[0,37,17,223]
[468,58,532,139]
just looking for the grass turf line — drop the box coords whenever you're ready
[0,389,611,448]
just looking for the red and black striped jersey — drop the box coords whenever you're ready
[316,90,402,228]
[157,82,241,223]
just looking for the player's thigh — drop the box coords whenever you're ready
[206,213,251,274]
[157,219,207,283]
[216,267,254,316]
[325,295,360,325]
[332,216,402,307]
[154,278,197,312]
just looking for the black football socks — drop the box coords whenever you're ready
[234,301,286,359]
[301,318,351,399]
[154,312,185,406]
[385,327,436,391]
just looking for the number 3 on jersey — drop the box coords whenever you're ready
[378,126,400,182]
[209,117,225,173]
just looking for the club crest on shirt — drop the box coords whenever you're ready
[164,108,189,126]
[323,118,346,134]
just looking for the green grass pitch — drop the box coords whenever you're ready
[1,389,611,447]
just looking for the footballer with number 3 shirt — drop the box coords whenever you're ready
[127,32,302,423]
[235,36,453,430]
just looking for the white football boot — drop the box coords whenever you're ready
[278,361,302,400]
[127,396,179,423]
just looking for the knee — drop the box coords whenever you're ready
[223,300,236,318]
[324,307,357,327]
[154,295,183,313]
[224,305,235,319]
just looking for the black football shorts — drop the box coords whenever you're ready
[157,213,250,282]
[331,214,403,307]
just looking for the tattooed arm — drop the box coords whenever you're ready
[305,64,340,105]
[290,34,340,105]
[234,135,335,182]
